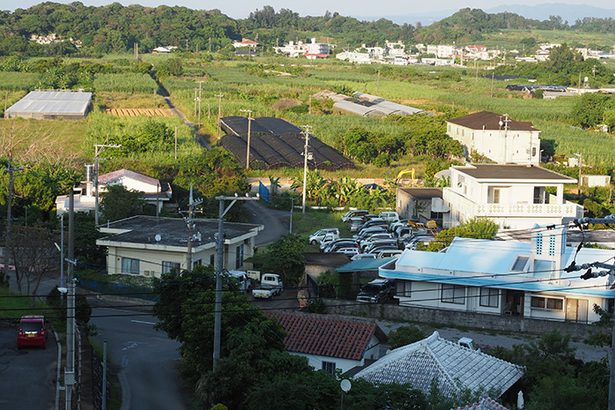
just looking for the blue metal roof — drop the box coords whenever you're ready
[337,257,396,273]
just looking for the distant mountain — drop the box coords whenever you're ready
[486,3,615,24]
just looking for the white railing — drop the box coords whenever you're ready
[444,189,583,219]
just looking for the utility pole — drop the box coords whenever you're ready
[65,277,76,410]
[197,81,204,127]
[102,340,107,410]
[301,125,312,214]
[575,153,583,193]
[215,93,224,140]
[213,194,259,369]
[5,163,23,269]
[239,109,253,169]
[184,186,202,272]
[289,197,294,233]
[59,213,65,288]
[499,114,510,163]
[174,126,178,161]
[93,144,121,226]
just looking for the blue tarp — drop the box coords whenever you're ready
[259,181,270,203]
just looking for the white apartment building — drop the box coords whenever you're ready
[442,164,583,230]
[447,111,541,165]
[426,44,455,58]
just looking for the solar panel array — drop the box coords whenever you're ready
[219,116,354,170]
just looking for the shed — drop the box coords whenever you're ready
[5,91,92,119]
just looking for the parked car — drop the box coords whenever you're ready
[389,220,409,233]
[378,211,400,223]
[349,217,366,232]
[16,315,47,349]
[356,279,396,303]
[351,253,377,261]
[319,232,341,250]
[225,270,252,292]
[377,249,404,258]
[325,240,358,253]
[354,226,387,240]
[368,244,400,255]
[341,209,369,222]
[309,228,340,245]
[364,239,399,253]
[404,235,435,250]
[359,233,394,249]
[252,273,283,299]
[357,218,387,232]
[336,247,359,256]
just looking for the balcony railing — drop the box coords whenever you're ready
[444,189,583,218]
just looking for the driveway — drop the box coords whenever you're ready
[0,322,56,410]
[90,307,186,410]
[377,320,609,362]
[245,201,290,246]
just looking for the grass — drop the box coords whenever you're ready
[291,210,352,239]
[0,286,49,319]
[482,29,615,49]
[0,72,39,90]
[94,92,167,110]
[93,73,158,94]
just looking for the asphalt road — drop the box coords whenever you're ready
[245,200,290,246]
[90,307,186,410]
[0,323,56,410]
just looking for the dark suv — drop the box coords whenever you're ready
[356,279,395,303]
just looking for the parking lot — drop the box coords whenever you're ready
[0,321,56,410]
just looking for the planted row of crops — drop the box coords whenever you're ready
[93,73,158,94]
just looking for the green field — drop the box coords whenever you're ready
[482,29,615,49]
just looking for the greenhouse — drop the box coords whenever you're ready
[4,90,92,119]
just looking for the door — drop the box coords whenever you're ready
[566,299,589,323]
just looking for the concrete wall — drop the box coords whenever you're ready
[292,352,362,374]
[323,299,598,338]
[447,123,540,165]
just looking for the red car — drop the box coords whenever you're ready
[16,315,48,349]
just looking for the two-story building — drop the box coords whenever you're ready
[96,216,263,278]
[379,226,615,324]
[447,111,541,165]
[443,164,583,230]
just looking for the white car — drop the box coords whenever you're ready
[377,249,403,258]
[359,233,393,250]
[351,253,377,260]
[379,211,400,223]
[341,210,369,222]
[309,228,340,245]
[336,247,359,256]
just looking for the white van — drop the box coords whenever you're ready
[378,211,400,223]
[226,270,252,292]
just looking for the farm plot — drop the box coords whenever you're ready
[106,108,173,117]
[93,73,158,94]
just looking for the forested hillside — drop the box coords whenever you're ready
[2,2,615,56]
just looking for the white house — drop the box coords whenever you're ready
[355,331,524,398]
[267,311,386,375]
[56,168,172,215]
[447,111,541,165]
[96,215,263,278]
[379,226,615,324]
[443,164,583,230]
[232,38,258,49]
[426,44,456,58]
[304,38,331,59]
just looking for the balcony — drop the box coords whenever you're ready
[444,189,583,219]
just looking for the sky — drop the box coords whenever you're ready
[4,0,615,19]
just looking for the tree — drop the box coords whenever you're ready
[250,234,305,285]
[100,185,144,222]
[10,225,57,295]
[388,325,426,349]
[572,93,611,128]
[425,218,498,252]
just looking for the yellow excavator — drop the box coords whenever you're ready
[395,168,416,185]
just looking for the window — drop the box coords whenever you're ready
[535,233,543,255]
[322,361,336,375]
[548,235,556,256]
[396,281,412,298]
[479,288,499,308]
[491,188,501,204]
[121,257,140,275]
[209,254,215,266]
[532,147,537,157]
[162,261,180,274]
[533,187,546,204]
[235,244,244,269]
[193,259,202,269]
[531,296,563,310]
[441,284,465,305]
[511,256,529,272]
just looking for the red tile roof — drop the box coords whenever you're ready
[267,311,380,361]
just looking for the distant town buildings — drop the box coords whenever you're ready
[274,38,332,59]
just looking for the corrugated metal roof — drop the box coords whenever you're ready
[355,331,524,398]
[336,257,396,273]
[333,100,378,116]
[6,91,92,116]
